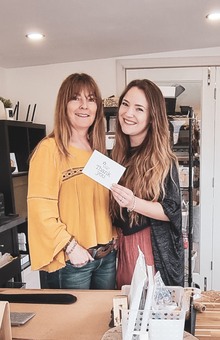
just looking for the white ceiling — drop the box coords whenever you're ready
[1,0,220,69]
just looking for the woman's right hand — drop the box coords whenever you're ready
[66,241,94,267]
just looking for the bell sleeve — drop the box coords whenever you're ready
[27,140,71,272]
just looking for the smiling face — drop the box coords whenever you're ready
[67,89,97,133]
[118,86,151,146]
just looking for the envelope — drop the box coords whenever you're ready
[82,150,126,190]
[0,301,12,340]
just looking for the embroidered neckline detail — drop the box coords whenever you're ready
[62,167,84,181]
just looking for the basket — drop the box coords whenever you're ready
[148,309,186,340]
[121,286,187,340]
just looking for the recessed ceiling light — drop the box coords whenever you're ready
[26,33,45,40]
[206,12,220,20]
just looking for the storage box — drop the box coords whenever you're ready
[121,286,187,340]
[12,175,28,218]
[106,133,115,150]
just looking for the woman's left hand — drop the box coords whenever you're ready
[110,183,135,210]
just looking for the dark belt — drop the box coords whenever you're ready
[87,242,114,260]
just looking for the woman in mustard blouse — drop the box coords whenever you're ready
[28,73,116,289]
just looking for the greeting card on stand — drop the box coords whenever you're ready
[82,150,126,190]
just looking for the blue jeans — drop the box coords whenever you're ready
[46,249,117,289]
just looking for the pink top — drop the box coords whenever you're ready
[116,227,154,289]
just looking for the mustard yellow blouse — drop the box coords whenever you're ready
[28,138,114,272]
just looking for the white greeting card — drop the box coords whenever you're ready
[82,150,126,190]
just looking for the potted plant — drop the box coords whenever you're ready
[0,96,12,108]
[0,96,14,120]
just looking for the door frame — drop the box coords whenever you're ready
[213,67,220,289]
[116,56,220,95]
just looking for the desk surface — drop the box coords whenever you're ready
[2,288,212,340]
[195,307,220,339]
[1,288,116,340]
[194,291,220,340]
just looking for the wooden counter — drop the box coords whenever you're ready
[195,304,220,339]
[3,288,218,340]
[0,289,117,340]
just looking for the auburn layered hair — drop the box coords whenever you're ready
[48,73,106,157]
[110,79,178,225]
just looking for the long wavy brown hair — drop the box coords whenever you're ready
[110,79,178,225]
[51,73,106,157]
[31,73,106,160]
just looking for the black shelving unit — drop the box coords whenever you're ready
[187,107,195,287]
[0,120,46,287]
[168,107,197,288]
[0,216,26,287]
[0,120,46,216]
[104,107,117,132]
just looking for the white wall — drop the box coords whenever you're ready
[4,46,220,134]
[5,58,117,133]
[0,67,7,96]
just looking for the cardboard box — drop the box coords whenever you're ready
[12,175,28,218]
